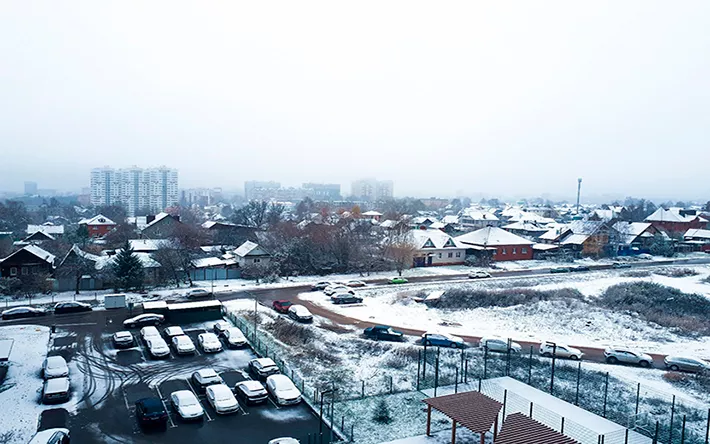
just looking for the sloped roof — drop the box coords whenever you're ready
[684,228,710,240]
[410,229,464,250]
[645,208,696,223]
[79,214,116,226]
[456,227,533,247]
[24,231,55,241]
[539,226,570,242]
[235,241,269,258]
[612,222,653,245]
[143,212,175,230]
[460,209,499,222]
[379,220,397,229]
[0,245,56,265]
[502,221,551,232]
[495,413,580,444]
[128,239,173,252]
[442,215,459,224]
[568,220,605,236]
[26,223,64,235]
[423,391,503,434]
[362,211,383,217]
[94,252,161,270]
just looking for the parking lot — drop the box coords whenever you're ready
[33,312,331,443]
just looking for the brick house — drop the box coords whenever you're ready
[455,227,534,261]
[79,214,117,238]
[645,208,708,236]
[683,229,710,252]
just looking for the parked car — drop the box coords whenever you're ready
[363,325,404,342]
[664,356,710,373]
[638,253,653,260]
[198,332,223,353]
[468,271,491,279]
[43,356,69,379]
[135,397,168,427]
[389,277,408,284]
[310,281,332,291]
[324,285,353,296]
[112,331,135,348]
[146,337,171,358]
[191,369,224,391]
[266,374,302,406]
[186,288,211,299]
[288,305,313,323]
[604,347,653,367]
[123,313,164,328]
[170,390,204,421]
[28,428,70,444]
[54,301,92,314]
[248,358,280,380]
[171,335,196,355]
[549,267,571,274]
[421,332,465,348]
[539,342,583,360]
[272,300,293,314]
[331,293,363,304]
[1,306,46,320]
[235,380,269,405]
[140,326,161,343]
[346,280,367,288]
[43,377,70,404]
[222,327,247,348]
[213,321,231,336]
[480,337,522,354]
[268,438,300,444]
[206,384,239,414]
[163,326,185,339]
[612,262,632,269]
[571,265,590,272]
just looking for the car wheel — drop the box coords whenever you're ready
[450,343,458,349]
[670,364,680,371]
[639,360,650,368]
[570,355,580,361]
[607,356,618,364]
[424,340,431,347]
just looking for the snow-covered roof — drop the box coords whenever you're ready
[202,220,237,229]
[143,212,173,229]
[78,214,116,226]
[684,228,710,240]
[94,252,161,270]
[192,257,229,268]
[60,244,102,266]
[429,222,445,230]
[501,221,551,232]
[362,211,383,217]
[568,220,605,236]
[612,222,654,245]
[532,243,560,251]
[645,208,697,223]
[441,215,459,224]
[455,227,533,247]
[234,241,269,258]
[128,239,173,252]
[379,220,397,229]
[459,209,499,222]
[24,231,55,241]
[26,223,64,236]
[0,245,56,265]
[410,229,465,250]
[560,234,590,245]
[539,226,569,242]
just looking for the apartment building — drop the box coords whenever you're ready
[90,166,178,216]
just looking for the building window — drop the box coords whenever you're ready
[21,267,29,275]
[522,247,528,254]
[438,253,442,259]
[512,248,517,255]
[10,267,17,276]
[502,248,507,255]
[456,252,461,258]
[448,252,453,258]
[253,258,260,263]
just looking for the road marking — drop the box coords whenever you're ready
[267,397,281,410]
[121,386,131,411]
[185,378,214,422]
[55,322,98,327]
[156,385,177,428]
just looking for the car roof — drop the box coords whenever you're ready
[132,313,162,320]
[174,335,191,342]
[46,356,67,365]
[207,384,232,395]
[267,374,291,384]
[197,368,218,377]
[45,377,69,391]
[172,390,196,402]
[200,332,219,339]
[254,357,276,366]
[137,397,164,410]
[237,380,264,390]
[114,331,132,338]
[4,306,36,313]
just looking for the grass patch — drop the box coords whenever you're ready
[434,287,584,309]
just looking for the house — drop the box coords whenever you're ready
[458,209,500,229]
[22,230,56,244]
[409,216,437,230]
[78,214,117,238]
[455,227,534,261]
[0,245,55,279]
[611,222,667,254]
[190,256,240,281]
[26,222,64,238]
[140,213,183,239]
[202,220,257,246]
[409,229,467,267]
[501,221,551,241]
[557,220,610,257]
[234,241,271,267]
[645,208,708,236]
[128,239,173,253]
[683,228,710,252]
[361,211,383,222]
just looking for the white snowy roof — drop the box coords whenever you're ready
[428,222,445,229]
[459,209,499,222]
[0,245,56,265]
[379,220,397,229]
[234,241,268,258]
[501,221,551,232]
[192,257,230,268]
[128,239,173,252]
[684,228,710,240]
[410,229,465,250]
[455,227,533,247]
[441,215,459,224]
[539,226,569,242]
[645,208,696,223]
[26,223,64,235]
[78,214,116,226]
[362,211,383,217]
[532,243,559,251]
[143,212,173,229]
[202,220,237,229]
[560,234,590,245]
[94,252,161,270]
[611,222,654,245]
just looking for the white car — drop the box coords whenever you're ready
[42,356,69,379]
[112,331,135,348]
[206,384,239,414]
[140,326,161,343]
[146,337,171,358]
[171,335,196,355]
[480,337,522,354]
[222,327,247,348]
[604,347,653,367]
[268,439,300,444]
[42,377,70,404]
[198,332,223,353]
[213,321,231,336]
[170,390,204,420]
[163,326,185,339]
[186,288,211,299]
[324,285,353,296]
[468,271,492,279]
[28,428,70,444]
[288,305,313,323]
[539,342,583,360]
[266,374,302,406]
[191,369,224,391]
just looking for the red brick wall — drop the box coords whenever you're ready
[492,244,534,261]
[88,224,115,238]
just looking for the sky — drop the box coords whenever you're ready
[1,1,709,201]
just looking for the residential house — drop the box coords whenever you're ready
[501,220,551,241]
[458,209,500,229]
[362,211,383,222]
[190,256,240,281]
[645,208,708,236]
[21,230,56,244]
[234,241,271,267]
[78,214,117,238]
[455,227,534,261]
[26,222,64,238]
[140,213,183,239]
[202,220,257,246]
[409,229,467,267]
[683,228,710,252]
[611,222,667,254]
[409,216,437,230]
[128,239,173,253]
[0,245,55,279]
[555,220,610,257]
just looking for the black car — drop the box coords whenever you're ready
[122,313,165,329]
[235,380,269,405]
[1,306,46,320]
[331,293,363,305]
[54,301,93,315]
[363,325,404,342]
[571,265,590,272]
[135,397,168,428]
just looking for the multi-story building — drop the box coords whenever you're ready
[302,183,341,201]
[90,166,178,216]
[244,181,280,201]
[351,179,394,201]
[24,181,38,195]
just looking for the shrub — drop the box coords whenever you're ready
[434,287,584,309]
[621,270,651,278]
[653,267,698,278]
[372,399,393,424]
[662,372,688,383]
[268,317,315,346]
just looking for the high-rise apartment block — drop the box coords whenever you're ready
[244,181,281,201]
[90,166,178,216]
[351,179,394,201]
[24,181,38,195]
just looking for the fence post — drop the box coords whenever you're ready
[423,341,427,381]
[681,415,686,444]
[341,415,344,436]
[625,428,629,444]
[483,345,489,378]
[460,347,465,377]
[478,377,482,392]
[528,345,533,384]
[635,383,641,415]
[502,390,507,419]
[350,423,354,443]
[417,350,421,390]
[529,402,533,418]
[603,372,609,418]
[561,417,565,434]
[653,421,659,444]
[361,380,365,399]
[575,361,581,406]
[455,368,459,393]
[434,357,440,397]
[389,375,393,394]
[465,359,469,384]
[505,338,512,376]
[669,395,676,444]
[705,408,709,444]
[550,344,557,395]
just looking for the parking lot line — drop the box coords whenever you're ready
[156,385,177,428]
[267,397,281,410]
[185,378,214,422]
[55,322,98,327]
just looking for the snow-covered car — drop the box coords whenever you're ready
[248,358,280,380]
[612,262,632,269]
[198,332,223,353]
[53,301,92,314]
[480,337,521,354]
[213,321,231,336]
[346,280,367,288]
[191,369,224,391]
[186,288,211,299]
[1,306,46,320]
[288,305,313,323]
[28,428,70,444]
[206,384,239,414]
[171,335,196,355]
[170,390,204,420]
[42,377,70,404]
[323,285,353,296]
[422,332,465,348]
[266,374,302,406]
[123,313,164,328]
[539,342,583,360]
[42,356,69,379]
[310,281,332,291]
[664,356,710,373]
[140,326,161,343]
[468,271,492,279]
[235,380,268,405]
[268,439,300,444]
[163,326,185,339]
[112,331,135,348]
[146,337,171,358]
[222,327,247,348]
[604,347,653,367]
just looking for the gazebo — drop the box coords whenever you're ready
[423,391,503,444]
[495,412,580,444]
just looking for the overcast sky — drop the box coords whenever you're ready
[1,1,708,201]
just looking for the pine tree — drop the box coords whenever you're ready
[372,399,392,424]
[112,240,144,291]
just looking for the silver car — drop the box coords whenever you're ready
[664,356,710,373]
[480,337,521,354]
[604,347,653,368]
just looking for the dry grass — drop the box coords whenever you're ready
[653,267,699,278]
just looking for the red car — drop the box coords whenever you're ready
[272,300,293,314]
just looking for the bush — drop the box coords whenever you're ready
[434,287,584,309]
[653,267,698,278]
[372,399,393,424]
[621,270,651,278]
[268,317,315,346]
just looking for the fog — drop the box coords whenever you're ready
[1,1,709,200]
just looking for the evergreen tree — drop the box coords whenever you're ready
[112,240,144,291]
[372,399,393,424]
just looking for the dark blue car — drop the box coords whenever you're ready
[421,332,465,348]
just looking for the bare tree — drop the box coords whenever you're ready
[383,224,416,276]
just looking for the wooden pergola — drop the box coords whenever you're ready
[423,391,503,444]
[495,412,581,444]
